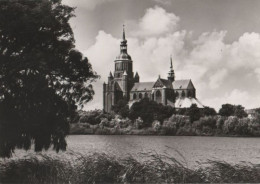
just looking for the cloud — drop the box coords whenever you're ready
[62,0,116,10]
[203,89,260,110]
[132,6,180,38]
[255,68,260,83]
[209,69,228,89]
[153,0,172,6]
[83,6,260,111]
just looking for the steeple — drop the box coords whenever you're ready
[168,55,175,82]
[114,25,134,79]
[122,24,126,41]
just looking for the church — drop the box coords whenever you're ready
[103,27,203,113]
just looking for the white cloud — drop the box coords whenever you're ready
[132,6,180,38]
[209,69,227,89]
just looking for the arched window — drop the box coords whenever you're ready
[139,93,143,99]
[181,90,185,98]
[144,92,148,98]
[133,93,137,100]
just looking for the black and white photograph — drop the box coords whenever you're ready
[1,0,260,183]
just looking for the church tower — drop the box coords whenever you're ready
[168,56,175,82]
[114,25,133,79]
[103,25,135,112]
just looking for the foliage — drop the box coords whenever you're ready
[129,98,175,126]
[219,104,235,117]
[219,104,248,118]
[75,110,113,125]
[234,105,248,118]
[0,0,98,157]
[186,104,202,123]
[202,106,217,116]
[1,152,260,183]
[111,98,129,118]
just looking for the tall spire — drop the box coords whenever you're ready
[168,55,175,82]
[122,24,126,41]
[170,55,173,69]
[119,24,128,54]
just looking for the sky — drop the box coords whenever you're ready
[62,0,260,110]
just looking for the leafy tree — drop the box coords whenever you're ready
[129,98,175,126]
[234,105,248,118]
[186,104,201,123]
[219,104,235,117]
[0,0,98,157]
[111,98,129,118]
[219,104,247,118]
[202,106,217,116]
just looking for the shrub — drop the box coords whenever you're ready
[223,116,239,134]
[152,120,161,131]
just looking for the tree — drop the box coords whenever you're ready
[202,106,217,116]
[0,0,98,157]
[129,98,175,126]
[219,104,235,117]
[111,98,129,118]
[219,104,247,118]
[234,105,248,118]
[186,104,201,123]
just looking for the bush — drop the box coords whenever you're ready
[223,116,239,134]
[152,120,161,131]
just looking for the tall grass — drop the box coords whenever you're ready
[1,152,260,183]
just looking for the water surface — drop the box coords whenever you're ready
[13,135,260,167]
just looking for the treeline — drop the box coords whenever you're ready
[71,98,260,136]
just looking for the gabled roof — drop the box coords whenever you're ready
[130,82,154,92]
[172,79,195,90]
[160,78,173,88]
[153,78,173,89]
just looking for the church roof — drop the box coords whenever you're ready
[153,78,173,89]
[175,97,204,108]
[131,82,154,91]
[172,79,194,90]
[160,78,173,88]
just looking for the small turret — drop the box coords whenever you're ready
[108,71,114,82]
[134,72,139,82]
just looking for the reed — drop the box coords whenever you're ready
[1,151,260,183]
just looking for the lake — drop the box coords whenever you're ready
[12,135,260,167]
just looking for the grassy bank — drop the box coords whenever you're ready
[1,152,260,183]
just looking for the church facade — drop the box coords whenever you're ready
[103,27,203,113]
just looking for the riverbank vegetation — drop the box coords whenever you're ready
[71,99,260,136]
[1,152,260,183]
